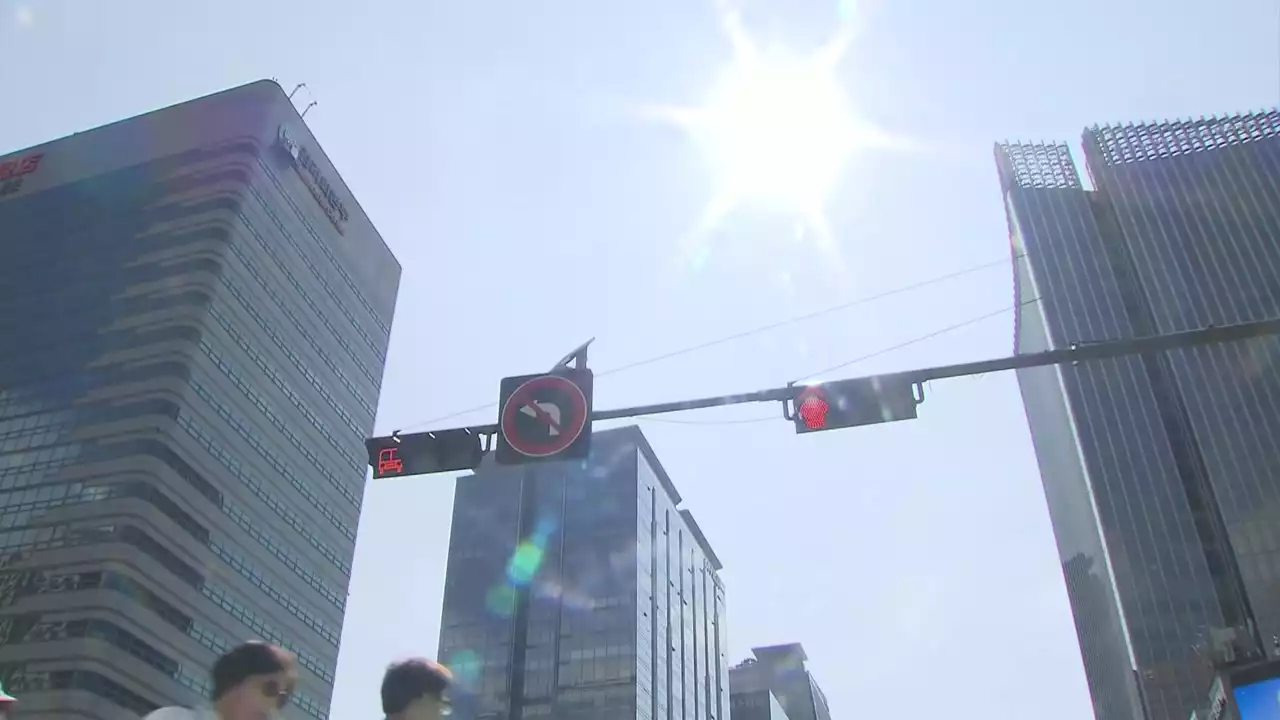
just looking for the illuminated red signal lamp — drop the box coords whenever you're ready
[790,378,921,434]
[796,387,832,430]
[365,428,486,478]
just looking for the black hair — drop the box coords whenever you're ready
[211,641,296,700]
[381,659,452,714]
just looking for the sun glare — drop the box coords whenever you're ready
[641,0,910,255]
[696,51,859,216]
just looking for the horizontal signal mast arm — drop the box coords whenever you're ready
[388,316,1280,439]
[889,316,1280,385]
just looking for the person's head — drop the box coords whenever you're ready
[210,641,297,720]
[381,658,452,720]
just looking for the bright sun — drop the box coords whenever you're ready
[695,51,859,216]
[642,0,907,249]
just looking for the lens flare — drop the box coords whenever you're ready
[485,585,518,616]
[507,541,545,585]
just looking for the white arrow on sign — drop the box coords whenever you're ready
[520,402,562,435]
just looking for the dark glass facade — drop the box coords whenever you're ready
[997,111,1280,720]
[729,688,790,720]
[728,644,829,720]
[0,81,400,720]
[437,426,729,720]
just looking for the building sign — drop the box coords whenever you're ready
[0,153,43,198]
[275,125,349,234]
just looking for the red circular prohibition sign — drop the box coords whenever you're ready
[500,375,589,457]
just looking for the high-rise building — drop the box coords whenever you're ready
[728,643,830,720]
[729,686,791,720]
[0,81,400,720]
[996,111,1280,720]
[436,425,729,720]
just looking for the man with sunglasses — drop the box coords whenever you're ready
[382,658,453,720]
[144,641,297,720]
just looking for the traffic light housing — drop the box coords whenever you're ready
[365,429,486,479]
[790,377,919,434]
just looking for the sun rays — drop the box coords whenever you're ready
[639,0,913,267]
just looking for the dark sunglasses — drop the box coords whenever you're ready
[262,678,293,709]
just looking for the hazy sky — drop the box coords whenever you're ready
[3,0,1278,718]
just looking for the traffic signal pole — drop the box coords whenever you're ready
[369,316,1280,476]
[607,314,1280,421]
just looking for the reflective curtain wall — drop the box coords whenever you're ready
[0,82,399,720]
[438,426,727,720]
[996,112,1280,720]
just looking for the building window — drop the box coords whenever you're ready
[177,412,356,544]
[2,666,161,716]
[189,377,360,509]
[176,414,353,568]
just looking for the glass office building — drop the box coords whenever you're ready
[0,81,400,719]
[996,112,1280,720]
[437,425,730,720]
[728,644,829,720]
[729,687,790,720]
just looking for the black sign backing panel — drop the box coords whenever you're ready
[496,369,594,465]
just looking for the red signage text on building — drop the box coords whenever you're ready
[0,153,44,198]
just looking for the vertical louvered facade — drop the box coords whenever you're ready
[0,81,400,720]
[996,112,1280,720]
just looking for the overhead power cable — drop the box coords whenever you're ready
[637,297,1039,427]
[795,297,1038,382]
[395,254,1021,432]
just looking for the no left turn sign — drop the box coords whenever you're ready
[496,370,594,465]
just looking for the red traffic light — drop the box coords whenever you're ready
[365,429,486,478]
[796,387,831,430]
[377,447,405,476]
[790,378,920,434]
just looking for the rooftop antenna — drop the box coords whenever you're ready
[301,101,318,119]
[289,83,307,100]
